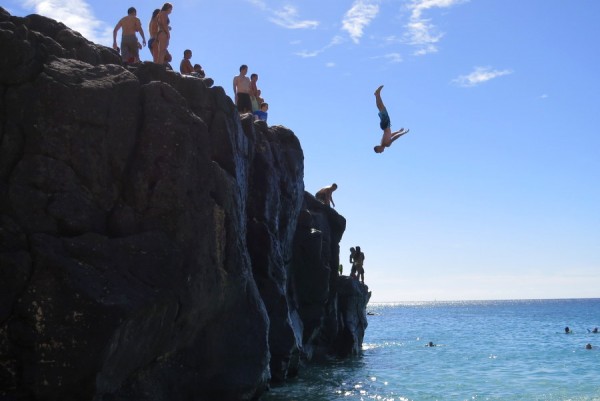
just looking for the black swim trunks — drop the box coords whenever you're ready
[237,93,252,113]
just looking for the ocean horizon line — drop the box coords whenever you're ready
[369,297,600,306]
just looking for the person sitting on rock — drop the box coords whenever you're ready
[315,183,337,207]
[193,64,206,78]
[112,7,146,63]
[180,49,194,75]
[253,102,268,123]
[373,85,409,153]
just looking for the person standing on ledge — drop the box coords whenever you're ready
[315,183,337,207]
[147,9,160,58]
[154,3,173,65]
[373,85,409,153]
[233,65,252,114]
[353,246,365,283]
[112,7,146,63]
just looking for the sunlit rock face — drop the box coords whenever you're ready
[0,7,369,401]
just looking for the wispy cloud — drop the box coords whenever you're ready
[23,0,112,45]
[270,5,319,29]
[246,0,267,10]
[372,52,403,64]
[539,94,549,99]
[342,0,380,44]
[246,1,318,29]
[452,66,513,87]
[325,62,336,68]
[295,35,344,58]
[382,35,403,45]
[386,53,403,63]
[405,0,468,55]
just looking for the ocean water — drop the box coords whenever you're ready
[262,299,600,401]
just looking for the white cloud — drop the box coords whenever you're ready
[325,62,336,68]
[251,3,317,29]
[383,35,403,45]
[405,0,468,55]
[372,52,403,64]
[540,94,549,99]
[295,49,321,58]
[384,52,403,63]
[452,66,513,87]
[246,0,267,10]
[295,35,344,58]
[270,5,319,29]
[342,0,380,44]
[23,0,112,45]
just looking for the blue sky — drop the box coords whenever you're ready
[7,0,600,302]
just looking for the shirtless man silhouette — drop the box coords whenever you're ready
[315,183,337,207]
[373,85,409,153]
[233,65,252,113]
[113,7,146,63]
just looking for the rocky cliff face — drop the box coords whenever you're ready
[0,8,370,401]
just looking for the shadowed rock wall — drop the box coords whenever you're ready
[0,8,369,401]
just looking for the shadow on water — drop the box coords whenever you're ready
[260,355,372,401]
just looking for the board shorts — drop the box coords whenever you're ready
[121,34,139,63]
[378,107,391,130]
[237,93,252,113]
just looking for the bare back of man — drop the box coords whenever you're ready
[119,15,141,36]
[113,9,146,63]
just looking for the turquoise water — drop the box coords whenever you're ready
[262,299,600,401]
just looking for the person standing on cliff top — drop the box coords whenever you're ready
[154,3,173,65]
[349,247,356,277]
[373,85,409,153]
[315,183,337,207]
[233,65,252,113]
[112,7,146,63]
[147,9,160,58]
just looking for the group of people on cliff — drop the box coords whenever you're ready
[314,184,367,283]
[113,6,414,288]
[233,64,269,122]
[112,5,268,122]
[112,4,204,76]
[112,5,172,66]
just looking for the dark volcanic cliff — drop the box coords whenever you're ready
[0,8,370,401]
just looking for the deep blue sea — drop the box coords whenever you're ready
[262,299,600,401]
